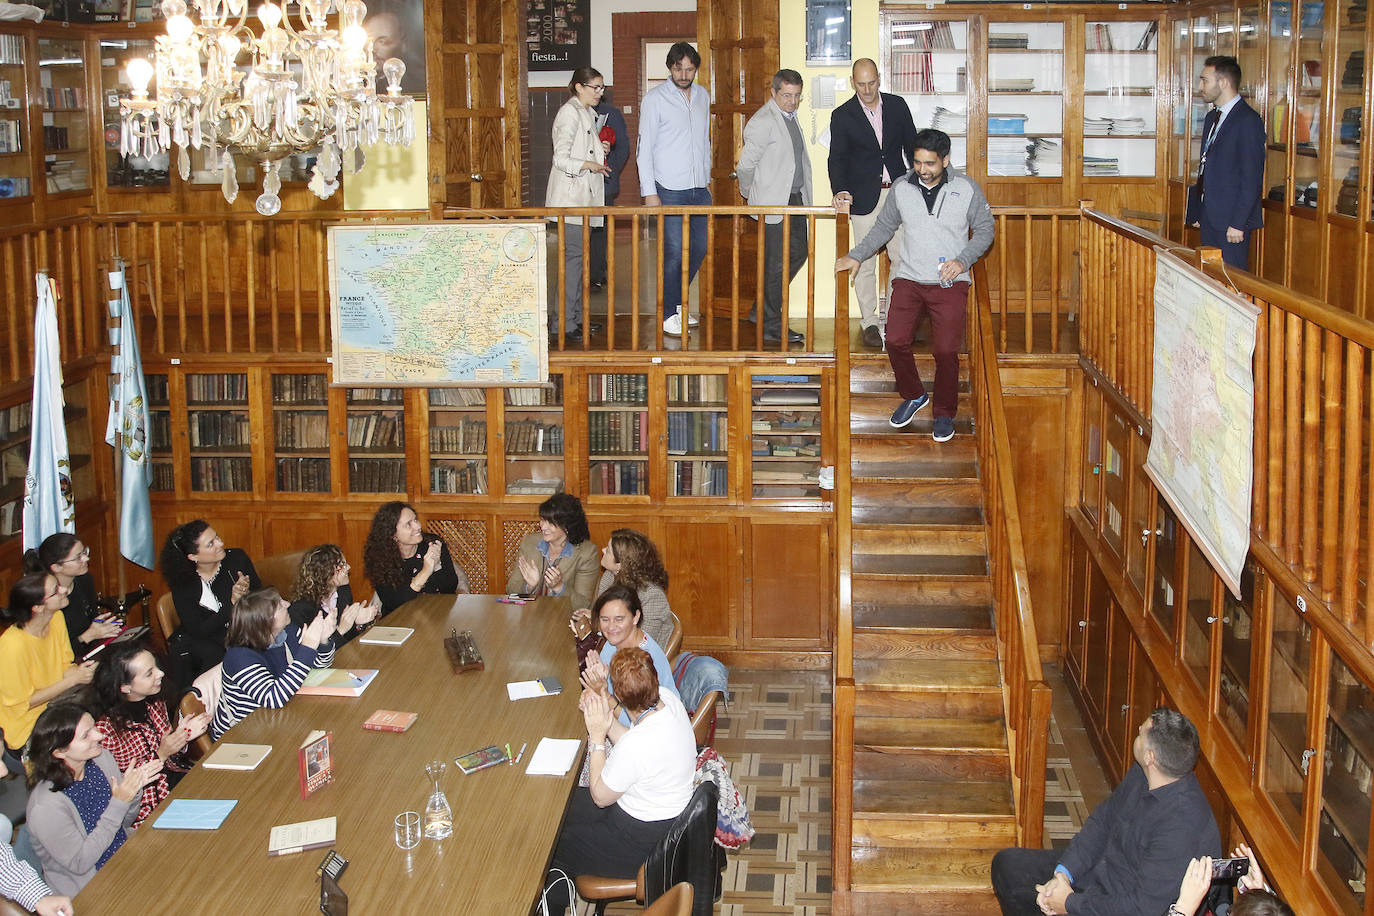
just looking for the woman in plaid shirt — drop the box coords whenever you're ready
[91,642,209,828]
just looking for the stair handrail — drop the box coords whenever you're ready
[969,259,1053,848]
[831,212,856,895]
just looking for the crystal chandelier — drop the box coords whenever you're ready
[119,0,415,215]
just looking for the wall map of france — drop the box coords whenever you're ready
[328,223,548,386]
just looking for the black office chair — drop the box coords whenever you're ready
[576,781,722,916]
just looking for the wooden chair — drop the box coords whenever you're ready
[575,781,719,916]
[642,883,693,916]
[254,549,306,593]
[689,690,722,749]
[178,689,215,761]
[153,592,180,647]
[663,612,683,660]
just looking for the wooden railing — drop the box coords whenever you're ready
[969,260,1053,848]
[984,205,1081,355]
[1080,205,1374,685]
[831,214,856,894]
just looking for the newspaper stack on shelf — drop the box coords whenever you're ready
[930,106,967,134]
[1084,156,1121,176]
[988,78,1035,92]
[1026,138,1061,176]
[989,138,1032,175]
[988,32,1029,49]
[1084,116,1113,135]
[1084,116,1148,136]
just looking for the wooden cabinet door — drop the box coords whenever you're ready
[429,0,523,210]
[745,517,830,647]
[1104,605,1134,775]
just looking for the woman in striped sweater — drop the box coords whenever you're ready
[209,588,336,741]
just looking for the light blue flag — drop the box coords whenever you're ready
[105,263,156,569]
[22,274,75,550]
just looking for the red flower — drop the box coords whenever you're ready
[598,125,616,146]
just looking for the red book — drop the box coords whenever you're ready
[363,709,418,733]
[298,730,334,798]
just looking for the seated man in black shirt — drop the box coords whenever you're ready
[992,707,1221,916]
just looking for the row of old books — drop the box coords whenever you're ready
[0,35,22,65]
[507,380,562,406]
[347,388,404,404]
[191,457,252,491]
[0,119,19,154]
[149,413,171,451]
[189,411,250,448]
[0,402,31,443]
[432,461,488,495]
[589,410,649,455]
[145,374,169,404]
[671,460,728,497]
[348,458,405,493]
[591,460,647,496]
[42,86,84,110]
[276,457,330,493]
[590,373,647,405]
[667,411,727,455]
[666,373,727,405]
[346,413,403,449]
[276,412,329,450]
[429,388,486,407]
[429,419,487,454]
[272,374,328,404]
[506,420,563,455]
[188,373,248,403]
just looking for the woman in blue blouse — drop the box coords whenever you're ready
[209,588,336,740]
[578,584,679,728]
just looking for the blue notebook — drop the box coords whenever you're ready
[152,799,238,830]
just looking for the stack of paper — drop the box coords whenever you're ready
[930,106,967,134]
[525,738,582,776]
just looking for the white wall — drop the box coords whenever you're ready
[527,0,695,89]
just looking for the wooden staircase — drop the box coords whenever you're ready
[841,353,1011,915]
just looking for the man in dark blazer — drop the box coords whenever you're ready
[828,58,918,348]
[1185,55,1265,269]
[589,94,630,290]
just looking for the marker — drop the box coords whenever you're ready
[505,743,513,765]
[515,743,527,765]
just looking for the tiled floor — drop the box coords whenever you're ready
[584,663,1107,914]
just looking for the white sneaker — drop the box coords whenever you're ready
[663,313,684,335]
[686,313,700,327]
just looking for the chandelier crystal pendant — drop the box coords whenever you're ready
[119,0,415,215]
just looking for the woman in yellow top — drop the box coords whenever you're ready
[0,573,95,763]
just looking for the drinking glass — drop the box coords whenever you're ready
[394,810,420,849]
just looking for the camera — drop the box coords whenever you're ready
[1211,857,1250,882]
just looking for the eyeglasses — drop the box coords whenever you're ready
[776,90,803,102]
[63,548,90,564]
[584,83,605,91]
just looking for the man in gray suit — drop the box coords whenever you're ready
[736,69,811,345]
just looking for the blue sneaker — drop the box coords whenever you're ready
[889,394,930,428]
[932,416,955,442]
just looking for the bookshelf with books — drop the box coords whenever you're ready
[272,373,330,494]
[0,31,32,202]
[187,372,252,493]
[504,377,564,497]
[0,381,93,541]
[145,372,172,492]
[667,372,728,499]
[1083,21,1159,178]
[588,372,648,497]
[749,371,823,501]
[37,37,91,194]
[346,388,405,494]
[428,387,487,496]
[986,21,1065,178]
[98,36,169,192]
[882,17,969,170]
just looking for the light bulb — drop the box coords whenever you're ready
[160,0,186,17]
[218,33,242,58]
[125,57,154,92]
[257,2,282,28]
[382,57,405,90]
[165,14,194,43]
[342,0,365,27]
[342,24,367,49]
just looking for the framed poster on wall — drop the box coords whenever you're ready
[526,0,590,71]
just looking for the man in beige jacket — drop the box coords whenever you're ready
[736,69,811,345]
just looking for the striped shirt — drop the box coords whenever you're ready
[210,627,334,740]
[0,842,52,912]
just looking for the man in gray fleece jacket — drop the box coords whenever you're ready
[836,128,994,442]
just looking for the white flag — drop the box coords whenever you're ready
[22,274,74,550]
[106,263,156,569]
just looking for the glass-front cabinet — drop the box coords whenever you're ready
[1320,651,1372,913]
[98,37,169,190]
[1264,587,1310,840]
[588,373,648,497]
[272,373,330,494]
[1292,0,1325,208]
[504,377,564,497]
[986,21,1064,177]
[0,30,31,200]
[37,37,90,194]
[1333,0,1366,218]
[882,15,969,171]
[1083,20,1158,178]
[428,388,487,495]
[1267,1,1296,206]
[666,372,728,498]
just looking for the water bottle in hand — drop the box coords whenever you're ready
[938,256,952,289]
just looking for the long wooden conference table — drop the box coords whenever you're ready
[79,594,584,914]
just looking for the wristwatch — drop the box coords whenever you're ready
[1167,905,1189,916]
[588,742,609,754]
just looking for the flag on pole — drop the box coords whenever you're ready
[22,273,75,550]
[106,262,156,569]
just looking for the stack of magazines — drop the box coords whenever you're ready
[930,106,967,134]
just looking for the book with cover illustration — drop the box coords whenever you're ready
[268,816,337,856]
[455,744,510,774]
[297,668,379,697]
[357,626,414,646]
[202,743,273,770]
[298,730,334,798]
[363,709,418,732]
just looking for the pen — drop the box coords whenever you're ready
[515,742,527,765]
[506,743,513,765]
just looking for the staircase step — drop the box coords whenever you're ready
[855,748,1012,782]
[851,377,972,396]
[851,396,973,429]
[851,458,978,482]
[849,354,947,382]
[851,812,1017,849]
[853,629,997,660]
[852,578,993,608]
[845,888,1002,916]
[850,505,985,527]
[853,657,1001,691]
[852,526,987,556]
[853,553,988,579]
[854,602,993,632]
[852,478,983,510]
[851,845,1003,891]
[854,778,1014,819]
[856,688,1004,719]
[855,716,1007,754]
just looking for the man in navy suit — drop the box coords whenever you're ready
[1186,55,1265,269]
[828,58,918,348]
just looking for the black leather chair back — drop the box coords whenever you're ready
[642,781,719,916]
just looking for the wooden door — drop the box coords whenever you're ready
[428,0,523,211]
[699,0,778,308]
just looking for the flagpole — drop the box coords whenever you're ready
[110,261,127,597]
